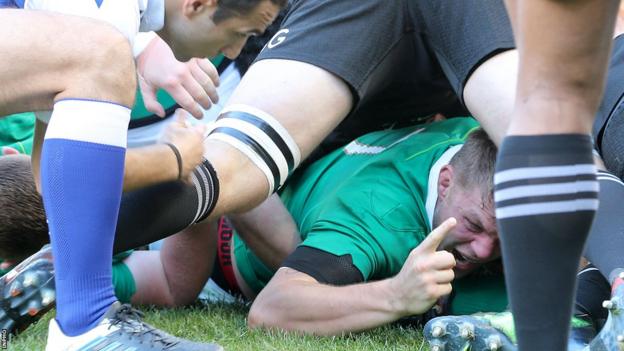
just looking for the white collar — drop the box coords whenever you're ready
[425,145,463,229]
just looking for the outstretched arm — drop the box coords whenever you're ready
[247,218,457,335]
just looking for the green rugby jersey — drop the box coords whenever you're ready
[0,112,36,154]
[234,117,480,292]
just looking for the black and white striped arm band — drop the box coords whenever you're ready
[191,158,220,223]
[205,104,301,195]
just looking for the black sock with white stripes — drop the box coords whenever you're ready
[585,170,624,283]
[495,134,599,351]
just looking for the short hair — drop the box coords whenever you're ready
[213,0,289,24]
[234,5,288,75]
[0,155,49,261]
[448,128,498,202]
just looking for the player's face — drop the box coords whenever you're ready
[433,183,500,278]
[178,0,280,60]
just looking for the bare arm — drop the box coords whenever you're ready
[123,144,182,191]
[248,267,403,335]
[247,219,457,335]
[32,113,205,192]
[228,194,301,270]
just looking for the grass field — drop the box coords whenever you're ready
[7,302,431,350]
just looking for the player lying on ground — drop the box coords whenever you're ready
[4,117,624,342]
[1,120,509,335]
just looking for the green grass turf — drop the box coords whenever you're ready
[6,302,430,350]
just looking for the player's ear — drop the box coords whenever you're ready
[182,0,214,17]
[438,165,454,200]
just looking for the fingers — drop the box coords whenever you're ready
[417,217,457,253]
[191,58,220,102]
[173,110,207,137]
[168,60,221,119]
[182,77,213,112]
[195,58,220,87]
[165,84,204,119]
[434,283,453,298]
[429,266,455,284]
[428,250,456,270]
[186,58,219,108]
[174,108,190,125]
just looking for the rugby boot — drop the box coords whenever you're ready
[424,311,596,351]
[0,244,55,334]
[586,269,624,350]
[45,301,223,351]
[472,312,595,351]
[424,314,516,351]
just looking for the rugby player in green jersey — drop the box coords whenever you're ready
[0,118,509,335]
[3,116,622,346]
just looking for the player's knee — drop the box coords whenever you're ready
[63,23,136,107]
[89,28,136,106]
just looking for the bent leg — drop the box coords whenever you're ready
[496,1,619,350]
[1,10,138,336]
[203,59,352,220]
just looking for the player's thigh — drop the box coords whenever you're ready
[0,9,135,115]
[226,59,352,160]
[463,50,518,145]
[409,0,516,145]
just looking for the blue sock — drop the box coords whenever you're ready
[41,99,130,336]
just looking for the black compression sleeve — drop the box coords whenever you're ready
[113,159,219,253]
[282,246,364,285]
[113,180,198,253]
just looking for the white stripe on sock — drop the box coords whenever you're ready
[495,181,598,202]
[496,199,599,219]
[597,172,624,186]
[495,164,596,185]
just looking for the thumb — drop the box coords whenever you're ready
[174,108,190,125]
[418,217,456,253]
[140,82,165,118]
